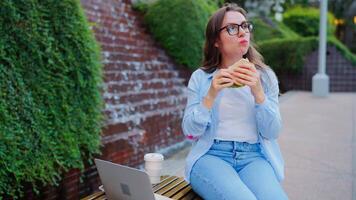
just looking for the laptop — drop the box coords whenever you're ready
[94,159,172,200]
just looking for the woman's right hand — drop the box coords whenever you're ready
[203,69,234,109]
[210,69,234,94]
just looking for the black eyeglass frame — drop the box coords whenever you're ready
[219,21,254,36]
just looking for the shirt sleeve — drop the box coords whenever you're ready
[255,69,282,140]
[181,70,212,139]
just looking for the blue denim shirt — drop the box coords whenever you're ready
[182,67,284,183]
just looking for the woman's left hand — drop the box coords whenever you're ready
[231,60,265,104]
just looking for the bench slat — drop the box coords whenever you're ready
[81,191,105,200]
[180,191,196,200]
[95,195,107,200]
[156,177,185,195]
[153,176,179,192]
[169,184,193,199]
[163,179,189,197]
[194,196,203,200]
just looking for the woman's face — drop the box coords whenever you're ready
[215,11,250,59]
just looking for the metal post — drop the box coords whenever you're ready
[312,0,329,97]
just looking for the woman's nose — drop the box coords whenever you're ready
[237,27,246,37]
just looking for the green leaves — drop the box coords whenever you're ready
[258,37,318,73]
[283,6,336,37]
[143,0,218,70]
[0,0,103,198]
[258,36,356,73]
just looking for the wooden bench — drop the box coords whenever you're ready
[81,175,202,200]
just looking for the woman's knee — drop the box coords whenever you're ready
[239,158,288,200]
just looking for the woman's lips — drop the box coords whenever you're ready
[239,39,248,45]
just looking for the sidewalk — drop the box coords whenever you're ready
[279,91,356,200]
[162,91,356,200]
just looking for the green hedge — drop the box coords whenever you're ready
[328,37,356,66]
[251,18,284,42]
[251,18,300,42]
[274,20,301,39]
[143,0,218,70]
[0,0,103,198]
[258,37,318,72]
[283,6,336,37]
[258,36,356,72]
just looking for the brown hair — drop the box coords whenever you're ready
[201,3,268,73]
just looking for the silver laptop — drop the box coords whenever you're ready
[94,159,171,200]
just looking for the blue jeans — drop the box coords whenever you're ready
[190,139,288,200]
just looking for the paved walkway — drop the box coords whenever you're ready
[161,91,356,200]
[279,91,356,200]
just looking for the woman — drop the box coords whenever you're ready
[182,3,288,200]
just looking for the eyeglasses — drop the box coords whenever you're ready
[219,22,253,36]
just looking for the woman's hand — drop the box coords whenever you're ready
[230,59,266,104]
[203,69,234,109]
[210,69,234,94]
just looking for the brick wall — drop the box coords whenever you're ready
[278,45,356,92]
[22,0,192,199]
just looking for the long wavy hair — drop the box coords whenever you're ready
[201,3,268,73]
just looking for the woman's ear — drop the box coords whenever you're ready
[214,41,219,48]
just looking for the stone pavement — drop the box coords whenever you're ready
[161,91,356,200]
[279,91,356,200]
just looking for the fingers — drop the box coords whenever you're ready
[217,77,233,85]
[235,73,251,81]
[232,62,256,73]
[235,71,258,81]
[233,67,254,77]
[232,67,259,82]
[212,65,258,91]
[213,70,234,84]
[216,69,234,79]
[234,76,257,86]
[229,57,256,72]
[213,78,233,90]
[241,64,257,72]
[220,81,234,88]
[213,70,235,90]
[232,68,258,86]
[233,79,244,86]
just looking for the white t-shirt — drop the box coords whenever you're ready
[215,86,258,143]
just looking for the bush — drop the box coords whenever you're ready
[258,37,318,72]
[258,36,356,73]
[283,6,336,37]
[251,18,284,42]
[0,0,103,198]
[251,17,300,42]
[274,20,301,39]
[143,0,218,70]
[328,37,356,66]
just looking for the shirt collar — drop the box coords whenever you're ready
[207,68,219,79]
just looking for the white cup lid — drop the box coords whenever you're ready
[144,153,164,161]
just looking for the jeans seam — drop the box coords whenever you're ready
[191,170,227,200]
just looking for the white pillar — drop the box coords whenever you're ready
[312,0,329,97]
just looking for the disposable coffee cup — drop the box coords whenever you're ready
[144,153,164,184]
